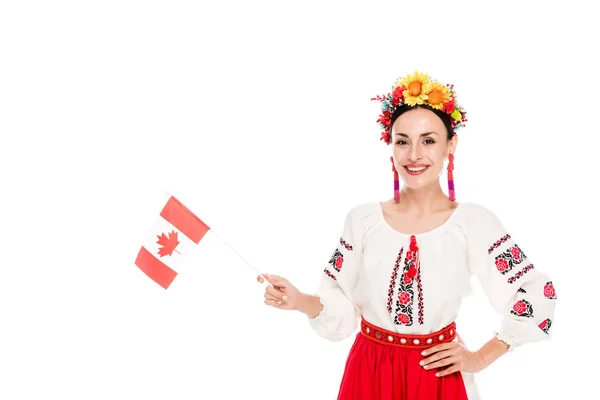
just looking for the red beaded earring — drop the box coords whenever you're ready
[391,156,400,203]
[447,153,456,201]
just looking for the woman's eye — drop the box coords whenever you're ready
[424,138,435,144]
[396,140,408,145]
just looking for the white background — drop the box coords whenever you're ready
[1,0,598,399]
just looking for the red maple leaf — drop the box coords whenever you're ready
[156,230,181,257]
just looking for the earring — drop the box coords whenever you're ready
[391,156,400,203]
[447,153,456,201]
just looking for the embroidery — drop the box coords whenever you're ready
[339,237,353,251]
[543,281,557,299]
[517,287,527,293]
[488,234,511,254]
[511,299,534,318]
[539,318,552,334]
[387,248,404,314]
[507,264,535,284]
[323,268,337,281]
[495,244,527,275]
[329,248,344,272]
[394,250,417,326]
[415,256,424,325]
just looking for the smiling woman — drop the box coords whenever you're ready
[257,71,557,400]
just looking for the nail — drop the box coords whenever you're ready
[423,365,428,369]
[421,351,427,356]
[282,295,288,301]
[435,373,440,377]
[419,361,424,366]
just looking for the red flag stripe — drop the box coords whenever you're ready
[135,246,177,289]
[160,196,210,244]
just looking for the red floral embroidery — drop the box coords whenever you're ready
[511,299,534,318]
[397,313,410,325]
[329,249,344,272]
[511,247,522,261]
[398,291,411,305]
[543,281,557,299]
[495,244,527,275]
[539,318,552,334]
[394,236,424,326]
[495,258,509,272]
[387,248,404,314]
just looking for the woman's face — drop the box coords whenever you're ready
[391,107,457,189]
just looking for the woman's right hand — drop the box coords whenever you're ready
[257,273,301,311]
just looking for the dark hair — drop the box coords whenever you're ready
[390,104,454,141]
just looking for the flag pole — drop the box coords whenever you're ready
[163,189,269,285]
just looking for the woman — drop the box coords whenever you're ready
[257,71,557,399]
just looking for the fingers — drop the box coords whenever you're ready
[257,275,264,283]
[264,298,283,307]
[421,348,454,366]
[422,355,461,370]
[264,274,288,288]
[265,285,286,300]
[421,342,456,356]
[436,363,463,377]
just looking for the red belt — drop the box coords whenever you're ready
[360,316,456,349]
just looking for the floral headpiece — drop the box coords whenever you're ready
[371,71,468,145]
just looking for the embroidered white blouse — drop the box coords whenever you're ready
[309,201,556,350]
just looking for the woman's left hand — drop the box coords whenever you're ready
[420,334,484,377]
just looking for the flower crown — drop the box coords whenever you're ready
[371,71,468,145]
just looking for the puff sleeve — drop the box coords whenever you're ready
[308,205,365,341]
[464,204,557,350]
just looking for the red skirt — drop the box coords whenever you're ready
[337,317,468,400]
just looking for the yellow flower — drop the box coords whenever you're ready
[451,109,462,120]
[399,71,431,106]
[426,82,451,110]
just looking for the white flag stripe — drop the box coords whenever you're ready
[142,215,199,272]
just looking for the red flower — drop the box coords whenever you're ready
[544,283,556,298]
[403,274,412,285]
[443,98,455,114]
[397,313,410,325]
[513,300,527,315]
[539,319,548,330]
[406,251,414,262]
[398,291,411,305]
[407,267,417,278]
[335,256,343,269]
[511,247,521,261]
[392,86,405,105]
[495,258,509,272]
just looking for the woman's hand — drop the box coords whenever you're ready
[257,274,301,311]
[420,333,484,377]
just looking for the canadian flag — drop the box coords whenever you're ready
[135,195,210,289]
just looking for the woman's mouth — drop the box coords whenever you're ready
[404,165,430,176]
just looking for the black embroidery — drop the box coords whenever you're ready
[387,248,404,314]
[495,244,527,275]
[517,287,527,293]
[511,299,534,318]
[539,318,552,334]
[329,249,344,272]
[339,237,353,251]
[507,264,535,284]
[394,249,417,326]
[488,234,511,254]
[323,268,337,281]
